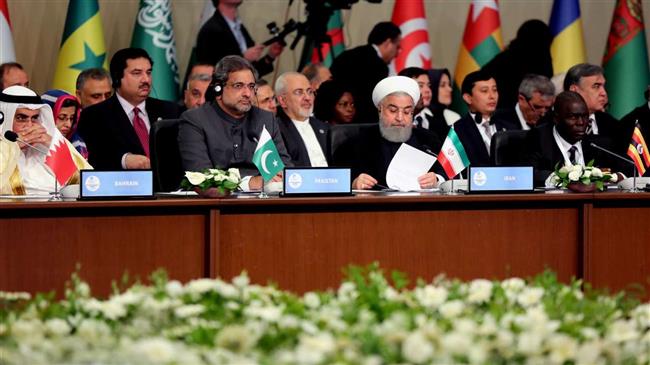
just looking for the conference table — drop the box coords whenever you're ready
[1,190,649,299]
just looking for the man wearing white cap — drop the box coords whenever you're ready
[0,86,90,195]
[332,76,444,190]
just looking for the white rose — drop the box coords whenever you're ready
[609,172,618,183]
[439,300,464,318]
[228,168,241,179]
[575,340,602,365]
[547,334,578,364]
[215,324,256,353]
[414,285,448,308]
[185,171,206,185]
[208,168,222,175]
[130,338,175,363]
[591,167,603,177]
[402,331,434,363]
[516,287,544,308]
[607,319,639,343]
[232,273,250,288]
[186,278,215,294]
[467,279,493,303]
[174,304,204,318]
[45,318,70,336]
[559,165,570,174]
[165,280,183,297]
[213,173,226,182]
[517,331,543,355]
[304,292,321,308]
[568,170,582,181]
[583,169,592,178]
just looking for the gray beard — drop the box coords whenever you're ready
[380,123,412,143]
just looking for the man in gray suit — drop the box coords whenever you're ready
[178,55,291,191]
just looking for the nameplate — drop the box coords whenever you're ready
[282,167,352,196]
[468,166,533,193]
[79,170,154,200]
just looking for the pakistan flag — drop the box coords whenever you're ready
[252,126,285,181]
[131,0,179,101]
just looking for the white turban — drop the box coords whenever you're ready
[371,76,421,107]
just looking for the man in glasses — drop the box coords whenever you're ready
[0,86,90,195]
[494,74,555,131]
[275,72,329,167]
[178,55,291,191]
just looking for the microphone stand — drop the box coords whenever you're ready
[589,142,639,193]
[3,131,62,200]
[258,178,268,199]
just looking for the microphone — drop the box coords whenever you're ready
[589,142,634,166]
[3,130,49,155]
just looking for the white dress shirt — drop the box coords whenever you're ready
[292,118,328,167]
[469,112,496,153]
[223,15,247,53]
[588,113,599,135]
[116,92,150,168]
[515,103,531,130]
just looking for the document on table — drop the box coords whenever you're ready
[386,143,436,191]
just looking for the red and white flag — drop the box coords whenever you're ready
[390,0,432,74]
[0,0,16,63]
[45,133,77,186]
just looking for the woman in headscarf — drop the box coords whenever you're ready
[314,79,356,125]
[428,68,461,129]
[0,86,91,195]
[42,89,88,159]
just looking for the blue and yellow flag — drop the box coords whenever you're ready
[549,0,586,77]
[52,0,107,94]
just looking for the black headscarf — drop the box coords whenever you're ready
[428,68,452,114]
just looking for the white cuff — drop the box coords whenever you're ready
[121,153,129,169]
[239,176,253,192]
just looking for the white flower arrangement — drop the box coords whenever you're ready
[1,265,649,364]
[181,168,241,194]
[551,160,616,191]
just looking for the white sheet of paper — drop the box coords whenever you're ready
[386,143,436,191]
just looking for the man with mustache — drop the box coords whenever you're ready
[78,48,180,170]
[275,72,329,167]
[332,76,443,190]
[178,56,291,191]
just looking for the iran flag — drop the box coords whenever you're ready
[45,133,77,186]
[0,0,15,63]
[390,0,432,74]
[437,128,470,179]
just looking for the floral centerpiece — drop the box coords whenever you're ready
[1,264,649,364]
[551,160,617,192]
[181,168,241,197]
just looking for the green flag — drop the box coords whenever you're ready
[52,0,107,94]
[131,0,179,102]
[252,126,285,181]
[603,0,650,119]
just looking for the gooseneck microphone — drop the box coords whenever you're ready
[3,130,49,155]
[589,142,634,166]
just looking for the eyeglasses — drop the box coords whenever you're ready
[226,82,257,92]
[291,88,315,97]
[14,113,40,123]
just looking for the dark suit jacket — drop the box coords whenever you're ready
[178,103,292,178]
[493,105,551,131]
[522,123,626,186]
[332,126,444,186]
[195,10,273,77]
[416,111,450,143]
[330,45,388,124]
[277,111,329,167]
[77,95,180,170]
[453,113,508,167]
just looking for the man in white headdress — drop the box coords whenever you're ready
[332,76,445,190]
[0,86,90,195]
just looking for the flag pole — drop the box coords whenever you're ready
[258,177,269,199]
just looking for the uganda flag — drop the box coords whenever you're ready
[452,0,502,114]
[627,123,650,176]
[52,0,107,94]
[603,0,650,119]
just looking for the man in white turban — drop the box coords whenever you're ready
[0,86,90,195]
[332,76,445,190]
